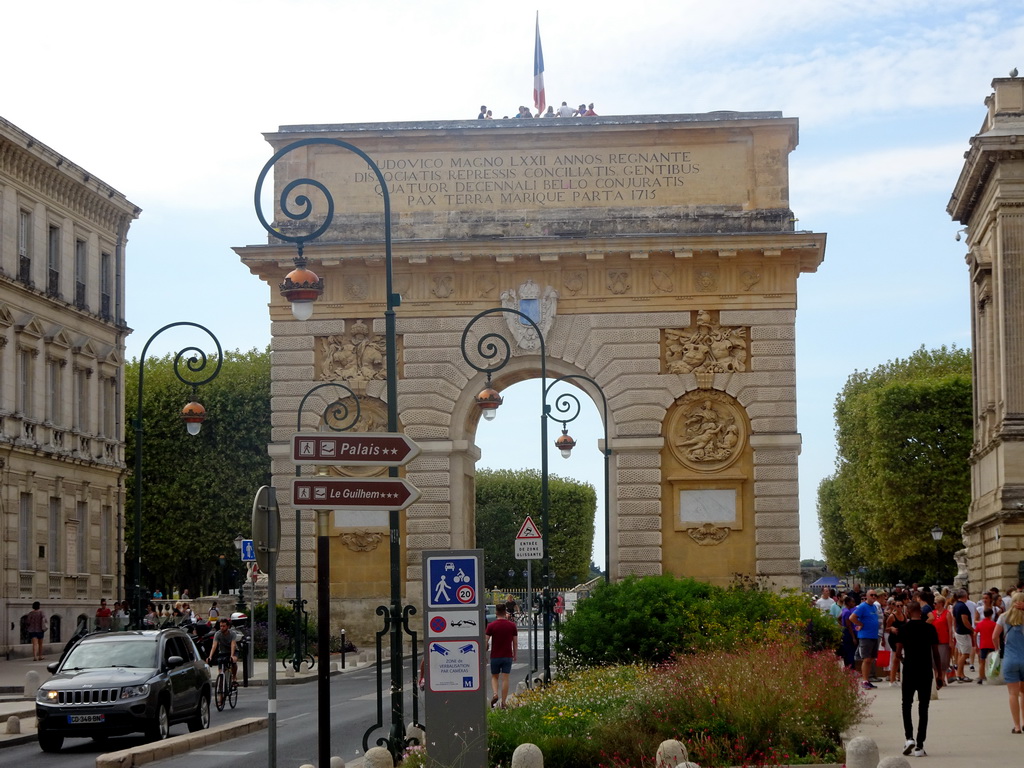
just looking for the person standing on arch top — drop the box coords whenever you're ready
[557,101,574,117]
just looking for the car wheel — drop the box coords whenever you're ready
[38,730,64,753]
[146,700,171,741]
[188,692,211,732]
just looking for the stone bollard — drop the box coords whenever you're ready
[24,670,40,697]
[300,661,311,673]
[6,715,21,734]
[515,680,528,695]
[299,764,314,768]
[655,740,688,768]
[358,652,369,665]
[511,742,543,768]
[407,722,426,746]
[285,667,295,678]
[329,756,345,768]
[845,736,879,768]
[330,662,339,672]
[878,758,911,768]
[363,746,394,768]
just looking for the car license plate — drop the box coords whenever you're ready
[68,714,105,724]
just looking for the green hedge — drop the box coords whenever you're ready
[557,575,840,666]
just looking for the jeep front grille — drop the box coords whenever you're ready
[57,688,121,705]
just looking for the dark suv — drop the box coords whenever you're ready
[35,628,212,752]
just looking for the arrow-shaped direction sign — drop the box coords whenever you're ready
[292,432,421,467]
[292,477,422,511]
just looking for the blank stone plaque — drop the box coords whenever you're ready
[679,489,737,526]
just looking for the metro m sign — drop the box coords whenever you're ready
[292,432,421,467]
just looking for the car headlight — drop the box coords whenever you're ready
[36,688,59,703]
[120,684,150,699]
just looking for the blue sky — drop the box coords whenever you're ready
[6,1,1021,566]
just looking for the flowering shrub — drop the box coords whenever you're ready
[487,643,864,768]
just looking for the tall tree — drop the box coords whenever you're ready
[125,348,272,598]
[475,468,596,589]
[819,345,972,581]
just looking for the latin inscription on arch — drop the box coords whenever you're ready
[312,143,749,213]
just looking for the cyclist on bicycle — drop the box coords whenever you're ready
[207,618,239,684]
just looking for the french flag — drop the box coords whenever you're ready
[533,12,546,114]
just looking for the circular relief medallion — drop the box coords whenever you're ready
[666,391,746,472]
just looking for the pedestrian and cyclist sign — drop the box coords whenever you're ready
[426,555,479,608]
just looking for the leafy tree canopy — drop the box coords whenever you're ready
[125,348,272,599]
[475,468,596,589]
[819,345,972,582]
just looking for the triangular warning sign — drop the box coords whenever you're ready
[516,516,542,539]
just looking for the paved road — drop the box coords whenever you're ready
[1,634,549,766]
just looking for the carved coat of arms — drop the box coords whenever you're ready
[500,279,558,351]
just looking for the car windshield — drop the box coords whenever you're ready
[62,638,158,670]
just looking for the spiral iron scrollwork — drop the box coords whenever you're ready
[295,382,361,433]
[254,137,391,252]
[550,389,582,425]
[460,306,542,376]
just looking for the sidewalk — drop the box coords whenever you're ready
[846,676,1022,765]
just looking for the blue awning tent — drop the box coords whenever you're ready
[808,576,841,589]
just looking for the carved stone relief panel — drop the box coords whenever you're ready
[651,267,675,293]
[345,276,369,302]
[432,274,454,298]
[662,310,748,375]
[607,270,631,295]
[666,390,746,472]
[475,273,497,299]
[340,530,385,552]
[317,320,394,384]
[694,268,718,293]
[563,271,586,297]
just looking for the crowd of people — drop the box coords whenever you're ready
[814,581,1024,753]
[476,101,597,120]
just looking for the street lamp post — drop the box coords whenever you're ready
[931,525,944,587]
[460,307,555,683]
[132,323,222,629]
[254,138,411,763]
[544,374,612,584]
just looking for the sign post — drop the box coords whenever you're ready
[514,517,543,684]
[422,549,486,768]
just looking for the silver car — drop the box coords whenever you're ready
[35,628,212,752]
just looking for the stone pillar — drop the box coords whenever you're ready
[613,437,665,578]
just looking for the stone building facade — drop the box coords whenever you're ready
[949,77,1024,591]
[236,113,824,640]
[0,117,138,655]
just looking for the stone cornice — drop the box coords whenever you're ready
[0,117,140,233]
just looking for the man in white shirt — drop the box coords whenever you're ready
[556,101,575,117]
[815,587,836,613]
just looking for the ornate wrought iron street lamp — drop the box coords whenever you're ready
[460,307,557,682]
[545,374,612,584]
[132,322,222,629]
[254,139,412,764]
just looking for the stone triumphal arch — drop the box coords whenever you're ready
[236,112,825,639]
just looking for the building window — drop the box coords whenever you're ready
[17,349,33,415]
[48,497,61,573]
[75,239,87,310]
[47,225,61,297]
[18,210,32,285]
[100,505,112,574]
[19,493,32,571]
[46,359,62,424]
[77,501,88,574]
[100,251,112,320]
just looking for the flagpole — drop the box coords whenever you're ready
[533,11,546,115]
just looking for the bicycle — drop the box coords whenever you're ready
[211,653,238,711]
